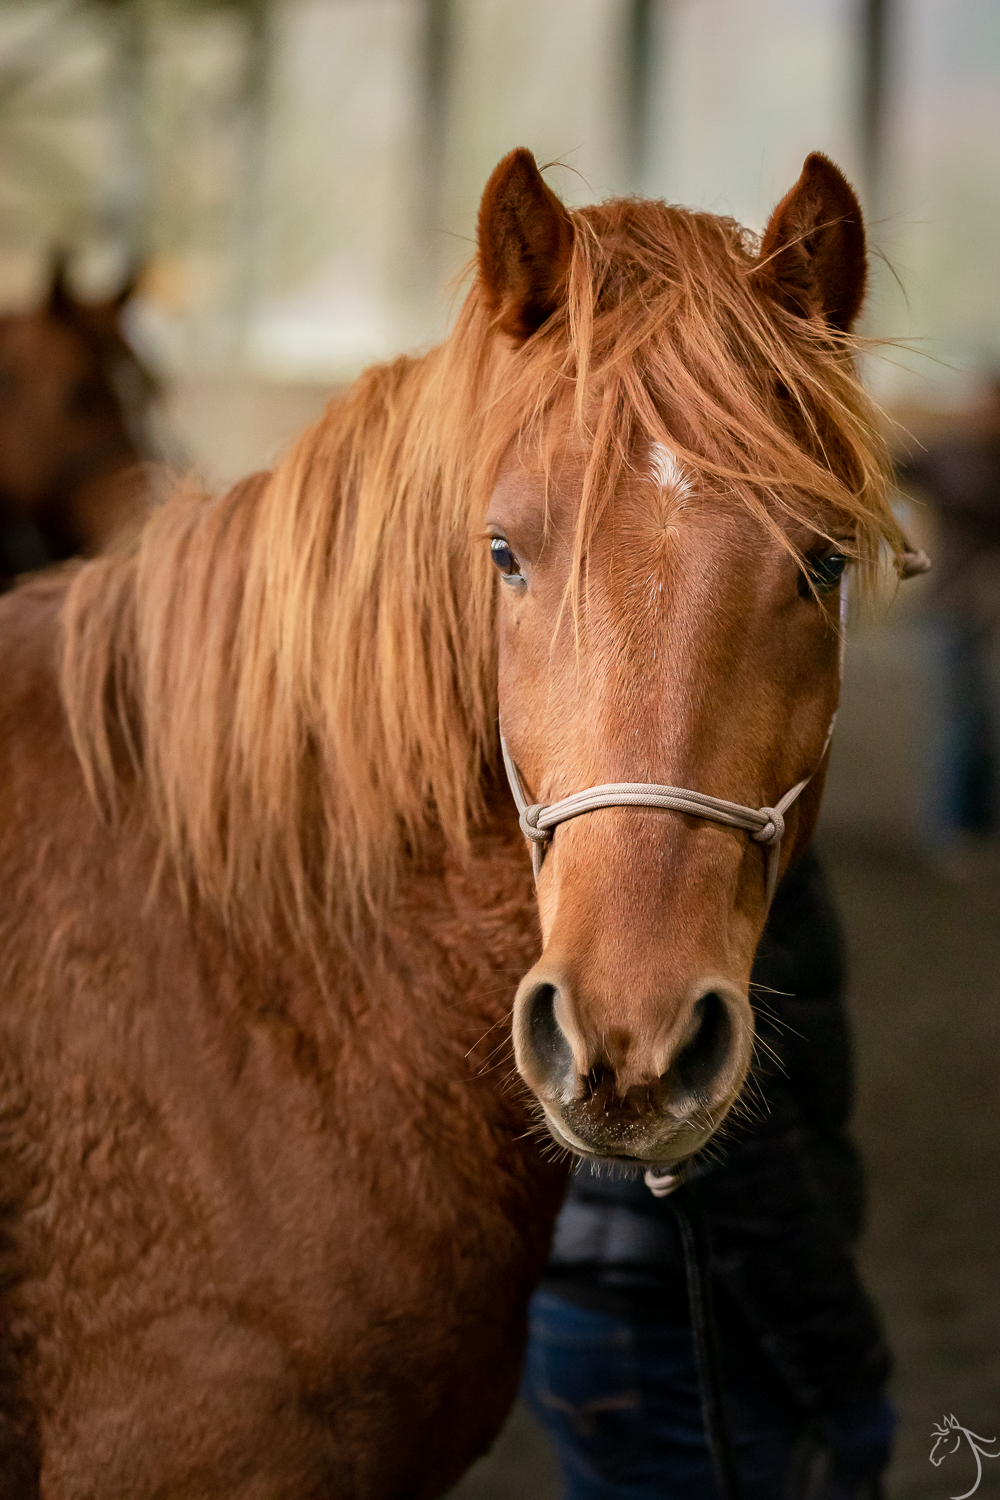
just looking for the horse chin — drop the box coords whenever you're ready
[540,1103,717,1169]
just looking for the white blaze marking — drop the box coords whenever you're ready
[649,441,692,498]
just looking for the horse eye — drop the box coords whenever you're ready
[490,537,522,579]
[799,552,848,598]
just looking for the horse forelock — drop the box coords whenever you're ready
[59,193,900,951]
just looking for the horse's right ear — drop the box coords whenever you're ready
[47,250,75,318]
[477,148,574,341]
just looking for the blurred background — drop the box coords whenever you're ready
[1,2,998,1496]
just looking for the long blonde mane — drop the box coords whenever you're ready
[61,196,902,944]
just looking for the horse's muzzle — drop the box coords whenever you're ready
[511,971,752,1164]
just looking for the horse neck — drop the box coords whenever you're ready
[61,340,502,958]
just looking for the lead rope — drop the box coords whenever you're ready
[670,1187,744,1500]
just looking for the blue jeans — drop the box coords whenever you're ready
[936,619,997,837]
[522,1291,894,1500]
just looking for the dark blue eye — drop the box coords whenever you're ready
[799,552,848,598]
[490,537,522,579]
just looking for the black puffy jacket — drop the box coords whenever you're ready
[538,847,892,1415]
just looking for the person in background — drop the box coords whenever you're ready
[522,847,895,1500]
[897,379,1000,868]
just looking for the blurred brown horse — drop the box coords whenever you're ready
[0,153,904,1496]
[0,257,154,589]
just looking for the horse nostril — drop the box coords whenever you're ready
[673,991,733,1103]
[526,981,574,1080]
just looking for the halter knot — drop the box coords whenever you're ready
[752,808,785,846]
[519,805,552,845]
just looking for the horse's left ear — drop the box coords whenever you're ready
[477,148,574,341]
[756,153,867,332]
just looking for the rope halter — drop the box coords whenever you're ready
[500,734,813,903]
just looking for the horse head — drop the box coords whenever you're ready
[931,1415,965,1466]
[0,252,156,576]
[478,149,894,1166]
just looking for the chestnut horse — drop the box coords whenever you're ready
[0,257,154,590]
[0,151,903,1497]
